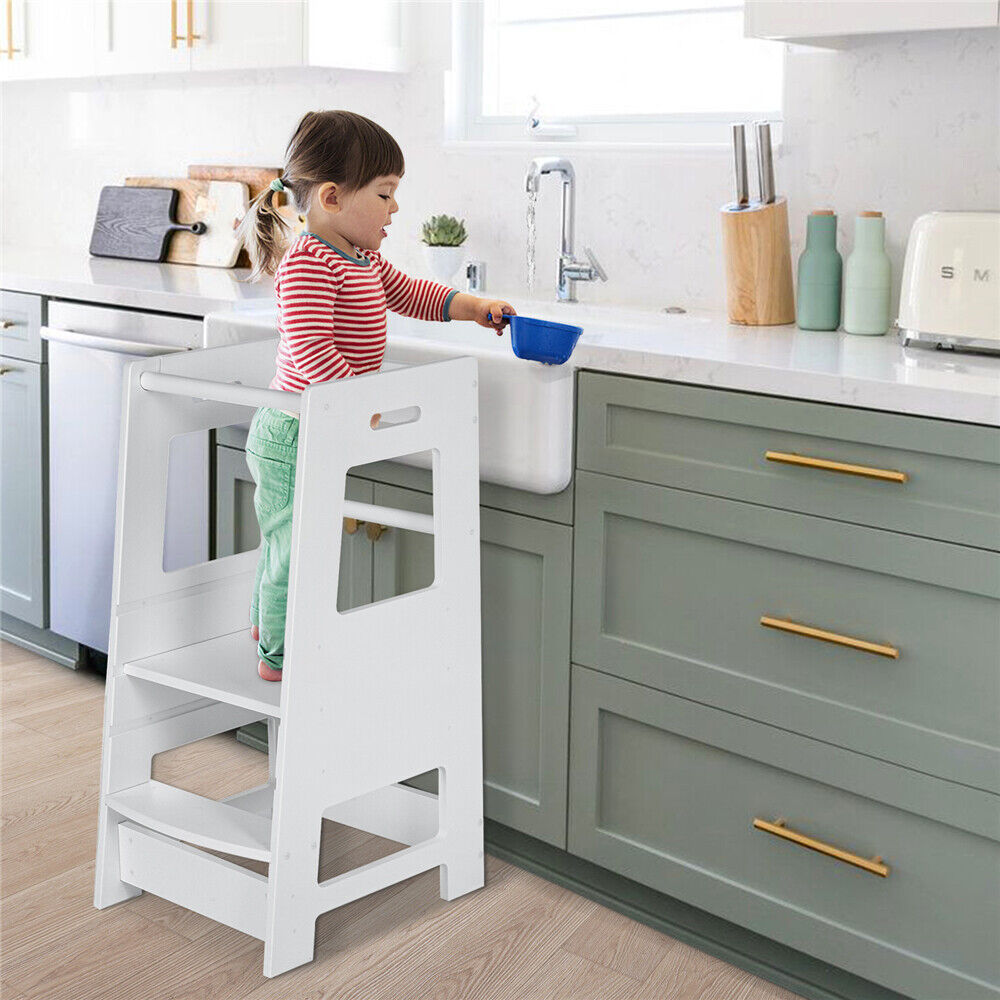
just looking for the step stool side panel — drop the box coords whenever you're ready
[118,822,267,940]
[262,358,484,977]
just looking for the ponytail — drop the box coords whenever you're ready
[236,180,294,283]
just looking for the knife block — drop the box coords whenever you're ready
[721,197,795,326]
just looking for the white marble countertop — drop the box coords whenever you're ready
[209,298,1000,427]
[3,246,997,426]
[1,245,274,315]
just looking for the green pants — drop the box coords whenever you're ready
[246,407,299,672]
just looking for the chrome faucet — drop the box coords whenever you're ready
[525,157,607,302]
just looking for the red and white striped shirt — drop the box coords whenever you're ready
[269,232,458,393]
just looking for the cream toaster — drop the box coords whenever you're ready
[898,211,1000,354]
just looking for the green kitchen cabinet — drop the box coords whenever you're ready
[572,469,1000,794]
[569,663,1000,1000]
[371,481,573,848]
[576,372,1000,551]
[1,356,47,627]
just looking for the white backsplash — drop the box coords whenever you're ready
[2,23,996,315]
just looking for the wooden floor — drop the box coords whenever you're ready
[1,639,804,1000]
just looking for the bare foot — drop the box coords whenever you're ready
[258,659,282,682]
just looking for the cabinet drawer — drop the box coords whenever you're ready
[576,372,1000,550]
[569,665,1000,1000]
[573,470,1000,793]
[0,291,44,362]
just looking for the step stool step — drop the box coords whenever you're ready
[108,780,272,861]
[123,631,281,718]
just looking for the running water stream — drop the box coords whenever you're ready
[526,189,538,293]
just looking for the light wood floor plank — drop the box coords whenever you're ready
[1,645,804,1000]
[634,935,805,1000]
[512,948,639,1000]
[561,904,674,983]
[2,907,189,1000]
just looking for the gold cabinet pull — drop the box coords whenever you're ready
[765,450,907,483]
[171,0,179,47]
[365,522,388,542]
[342,517,365,535]
[4,0,20,58]
[753,817,889,877]
[760,615,899,659]
[185,0,201,46]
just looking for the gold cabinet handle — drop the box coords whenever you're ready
[171,0,180,47]
[760,615,899,659]
[365,522,389,542]
[753,817,889,877]
[185,0,201,46]
[4,0,20,58]
[342,517,365,535]
[765,450,907,484]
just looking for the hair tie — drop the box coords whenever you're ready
[269,178,287,193]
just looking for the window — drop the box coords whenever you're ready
[446,1,784,146]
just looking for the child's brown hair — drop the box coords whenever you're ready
[237,110,405,281]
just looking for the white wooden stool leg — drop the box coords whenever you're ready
[262,803,323,978]
[438,761,485,901]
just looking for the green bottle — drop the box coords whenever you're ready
[796,210,842,331]
[843,211,892,336]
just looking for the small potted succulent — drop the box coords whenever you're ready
[421,214,468,284]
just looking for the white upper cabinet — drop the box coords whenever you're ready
[189,0,303,72]
[0,0,96,81]
[745,0,1000,45]
[306,0,412,73]
[0,0,411,80]
[95,0,192,75]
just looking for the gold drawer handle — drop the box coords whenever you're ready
[760,615,899,659]
[365,522,389,542]
[342,517,365,535]
[765,450,907,483]
[753,817,889,878]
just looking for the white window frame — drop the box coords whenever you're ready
[444,1,784,150]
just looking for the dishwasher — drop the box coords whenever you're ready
[42,301,209,653]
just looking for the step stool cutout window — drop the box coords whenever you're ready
[315,769,442,886]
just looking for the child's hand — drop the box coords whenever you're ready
[476,300,516,335]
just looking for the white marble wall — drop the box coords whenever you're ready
[2,16,997,314]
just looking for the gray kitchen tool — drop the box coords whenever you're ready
[89,186,207,261]
[732,124,750,207]
[755,121,775,204]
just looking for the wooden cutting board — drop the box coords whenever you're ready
[188,165,306,266]
[124,177,248,267]
[89,186,207,261]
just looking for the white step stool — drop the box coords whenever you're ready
[93,338,484,977]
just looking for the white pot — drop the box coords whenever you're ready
[422,245,466,286]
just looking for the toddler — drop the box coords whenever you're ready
[236,109,515,681]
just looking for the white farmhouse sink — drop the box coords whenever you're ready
[204,301,578,494]
[382,312,575,493]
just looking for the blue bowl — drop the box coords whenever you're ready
[491,313,583,365]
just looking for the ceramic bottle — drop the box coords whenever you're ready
[796,210,842,331]
[843,211,892,336]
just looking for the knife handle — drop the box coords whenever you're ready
[733,124,749,207]
[755,121,775,205]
